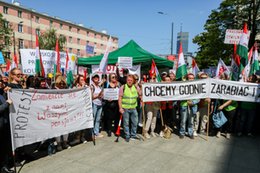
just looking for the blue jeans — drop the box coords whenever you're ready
[179,106,194,136]
[93,103,103,135]
[123,109,138,139]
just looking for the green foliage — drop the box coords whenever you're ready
[193,0,260,69]
[0,13,13,59]
[38,28,66,50]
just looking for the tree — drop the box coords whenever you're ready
[0,13,13,59]
[38,28,66,50]
[193,0,260,69]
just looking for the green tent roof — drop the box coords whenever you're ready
[77,40,173,68]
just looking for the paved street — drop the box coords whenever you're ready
[19,133,260,173]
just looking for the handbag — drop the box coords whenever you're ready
[212,101,227,128]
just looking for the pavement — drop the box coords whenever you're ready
[18,132,260,173]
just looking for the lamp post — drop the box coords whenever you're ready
[158,12,174,55]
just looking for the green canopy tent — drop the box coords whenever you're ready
[77,40,174,68]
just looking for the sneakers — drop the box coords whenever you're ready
[107,131,112,137]
[226,133,231,139]
[159,131,164,137]
[193,131,198,137]
[216,131,221,138]
[138,123,143,127]
[1,166,15,173]
[144,132,151,139]
[189,135,195,140]
[125,138,130,142]
[63,141,71,149]
[57,144,63,151]
[95,134,104,138]
[247,133,253,137]
[150,132,157,138]
[179,135,184,139]
[81,137,87,144]
[130,136,140,141]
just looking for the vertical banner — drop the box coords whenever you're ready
[8,87,93,150]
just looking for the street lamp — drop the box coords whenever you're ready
[157,12,174,55]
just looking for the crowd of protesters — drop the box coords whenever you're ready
[1,66,260,173]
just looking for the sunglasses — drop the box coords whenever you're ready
[14,73,22,77]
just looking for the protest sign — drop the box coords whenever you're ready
[8,87,93,150]
[103,88,119,100]
[209,78,260,102]
[20,49,77,75]
[224,29,251,44]
[142,79,209,102]
[142,78,260,103]
[118,57,133,69]
[92,64,141,77]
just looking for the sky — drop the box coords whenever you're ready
[10,0,222,55]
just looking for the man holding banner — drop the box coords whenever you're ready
[179,73,200,139]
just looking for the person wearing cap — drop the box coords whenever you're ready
[161,72,167,81]
[91,73,104,138]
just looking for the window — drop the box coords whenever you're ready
[69,26,72,31]
[60,23,63,29]
[50,20,53,27]
[77,28,80,33]
[77,49,80,56]
[3,6,8,14]
[18,24,23,33]
[86,31,89,36]
[94,33,97,38]
[4,36,9,45]
[69,48,72,53]
[69,36,72,43]
[4,21,9,28]
[18,39,24,49]
[35,16,39,23]
[77,38,80,44]
[36,28,40,36]
[18,10,22,18]
[86,40,89,45]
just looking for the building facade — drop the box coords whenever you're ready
[0,0,118,61]
[176,32,189,54]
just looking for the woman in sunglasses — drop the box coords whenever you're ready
[103,73,120,137]
[7,68,23,89]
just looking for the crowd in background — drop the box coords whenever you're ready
[1,66,260,173]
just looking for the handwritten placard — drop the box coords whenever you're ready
[103,88,119,100]
[8,88,93,150]
[118,57,133,69]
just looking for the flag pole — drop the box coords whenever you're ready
[206,101,210,141]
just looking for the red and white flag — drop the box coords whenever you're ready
[215,59,230,79]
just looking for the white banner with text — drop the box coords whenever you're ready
[142,78,260,102]
[20,49,77,75]
[8,87,93,150]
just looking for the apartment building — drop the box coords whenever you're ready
[0,0,118,60]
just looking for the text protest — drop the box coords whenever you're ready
[8,88,93,150]
[20,49,77,75]
[103,88,119,100]
[142,78,260,102]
